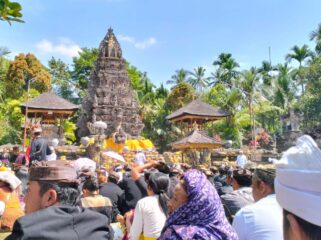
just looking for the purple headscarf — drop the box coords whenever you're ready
[159,169,238,240]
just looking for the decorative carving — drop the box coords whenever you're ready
[77,28,144,138]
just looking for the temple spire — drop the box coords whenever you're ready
[99,27,122,59]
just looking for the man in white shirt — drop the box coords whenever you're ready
[233,167,283,240]
[134,150,146,166]
[236,151,247,168]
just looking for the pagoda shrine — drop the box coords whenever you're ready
[20,92,79,144]
[77,28,144,140]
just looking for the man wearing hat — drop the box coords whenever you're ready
[5,161,113,240]
[232,167,283,240]
[275,135,321,240]
[29,127,51,164]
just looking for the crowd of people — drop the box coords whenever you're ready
[0,133,320,240]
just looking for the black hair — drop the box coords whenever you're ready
[107,175,118,184]
[82,176,99,192]
[210,167,218,175]
[147,172,170,217]
[154,162,170,174]
[34,132,41,137]
[283,209,321,240]
[233,169,252,187]
[144,168,158,182]
[219,166,226,175]
[38,181,80,206]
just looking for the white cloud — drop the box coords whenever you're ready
[117,35,135,43]
[134,37,157,49]
[36,38,81,58]
[117,35,157,49]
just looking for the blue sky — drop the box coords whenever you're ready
[1,0,321,87]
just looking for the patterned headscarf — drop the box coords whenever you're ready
[159,169,238,240]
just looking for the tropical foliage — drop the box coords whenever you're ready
[2,23,321,151]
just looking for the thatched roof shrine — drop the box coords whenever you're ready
[20,92,79,121]
[170,130,221,150]
[166,99,230,124]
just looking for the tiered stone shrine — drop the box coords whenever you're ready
[77,28,144,139]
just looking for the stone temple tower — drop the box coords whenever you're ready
[77,28,144,139]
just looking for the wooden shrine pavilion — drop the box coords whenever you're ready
[167,99,229,164]
[170,129,221,150]
[20,92,79,143]
[166,99,230,125]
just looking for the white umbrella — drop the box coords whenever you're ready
[103,151,125,163]
[71,158,96,172]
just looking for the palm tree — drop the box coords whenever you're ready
[212,53,239,88]
[0,47,10,57]
[240,67,260,144]
[187,66,210,94]
[166,68,188,87]
[258,60,276,86]
[286,45,313,94]
[310,23,321,54]
[274,63,294,110]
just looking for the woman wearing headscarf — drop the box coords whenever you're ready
[159,169,238,240]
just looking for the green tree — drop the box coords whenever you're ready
[258,60,276,86]
[203,84,246,146]
[165,82,196,111]
[187,66,210,94]
[5,53,51,98]
[298,55,321,128]
[48,57,75,102]
[0,48,10,101]
[239,68,260,143]
[286,45,313,94]
[0,0,23,25]
[71,47,98,96]
[212,53,239,88]
[310,23,321,55]
[274,63,295,110]
[166,68,188,87]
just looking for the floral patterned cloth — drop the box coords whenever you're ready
[159,169,238,240]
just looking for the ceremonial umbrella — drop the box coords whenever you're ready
[103,151,125,163]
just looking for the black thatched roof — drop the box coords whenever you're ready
[171,130,221,146]
[20,92,79,111]
[166,99,230,121]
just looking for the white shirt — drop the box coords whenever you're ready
[233,194,283,240]
[46,148,57,161]
[134,152,146,166]
[129,195,166,240]
[236,154,247,168]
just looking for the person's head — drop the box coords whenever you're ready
[210,166,218,175]
[283,209,321,240]
[0,171,21,193]
[274,135,321,240]
[154,161,170,174]
[169,167,183,179]
[232,168,252,190]
[239,150,244,155]
[107,171,120,184]
[12,146,20,155]
[147,172,170,216]
[219,165,226,175]
[251,167,276,202]
[32,127,42,137]
[24,161,79,214]
[144,168,158,182]
[82,176,99,197]
[168,179,188,215]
